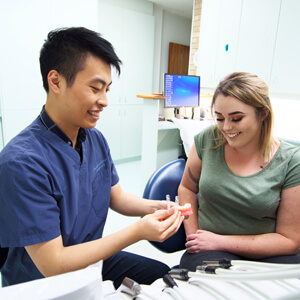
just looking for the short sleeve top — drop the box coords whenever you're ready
[0,113,119,286]
[194,125,300,235]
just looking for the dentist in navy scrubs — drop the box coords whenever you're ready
[0,27,183,288]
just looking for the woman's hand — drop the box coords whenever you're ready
[137,208,184,242]
[185,229,222,253]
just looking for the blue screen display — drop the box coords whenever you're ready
[164,74,200,108]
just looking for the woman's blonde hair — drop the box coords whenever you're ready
[210,72,275,163]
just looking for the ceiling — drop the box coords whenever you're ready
[148,0,194,19]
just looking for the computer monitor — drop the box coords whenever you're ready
[164,73,200,116]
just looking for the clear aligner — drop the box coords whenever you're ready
[166,194,171,210]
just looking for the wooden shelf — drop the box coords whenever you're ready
[136,94,165,100]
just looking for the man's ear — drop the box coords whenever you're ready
[47,70,62,94]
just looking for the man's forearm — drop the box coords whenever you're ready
[26,223,141,277]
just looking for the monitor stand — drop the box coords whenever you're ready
[174,107,181,118]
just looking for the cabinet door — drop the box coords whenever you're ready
[121,105,143,159]
[98,3,124,106]
[235,0,281,84]
[96,105,143,160]
[98,4,154,105]
[96,106,122,161]
[270,0,300,94]
[215,0,242,83]
[197,0,222,88]
[98,3,154,160]
[197,0,242,88]
[122,9,155,104]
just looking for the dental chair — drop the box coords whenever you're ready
[143,158,187,253]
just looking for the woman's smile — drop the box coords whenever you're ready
[226,132,241,139]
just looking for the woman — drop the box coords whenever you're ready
[178,72,300,271]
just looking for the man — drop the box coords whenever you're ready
[0,27,183,288]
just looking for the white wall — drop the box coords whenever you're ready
[152,7,192,93]
[0,0,192,147]
[0,0,98,145]
[159,11,192,93]
[99,0,153,14]
[151,7,192,117]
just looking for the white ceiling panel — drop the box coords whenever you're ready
[148,0,193,19]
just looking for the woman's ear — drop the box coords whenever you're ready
[262,107,270,121]
[47,70,62,94]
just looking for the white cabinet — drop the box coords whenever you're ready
[98,3,155,160]
[197,0,242,88]
[121,106,143,158]
[97,106,122,160]
[96,105,143,161]
[98,4,124,106]
[122,9,155,104]
[235,0,281,84]
[99,3,154,105]
[214,0,243,84]
[197,0,300,95]
[270,0,300,94]
[197,0,221,88]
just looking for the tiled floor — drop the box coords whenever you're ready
[104,158,185,268]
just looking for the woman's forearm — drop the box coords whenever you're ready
[218,232,299,258]
[178,185,199,236]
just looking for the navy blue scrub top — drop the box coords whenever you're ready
[0,108,119,286]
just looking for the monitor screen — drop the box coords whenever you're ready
[164,73,200,108]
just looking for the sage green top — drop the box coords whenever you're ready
[194,125,300,235]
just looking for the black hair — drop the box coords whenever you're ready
[39,27,122,92]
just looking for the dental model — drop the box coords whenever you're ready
[166,195,193,216]
[177,203,193,216]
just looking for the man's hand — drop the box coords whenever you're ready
[156,200,175,211]
[137,208,183,243]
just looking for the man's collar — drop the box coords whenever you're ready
[39,106,86,148]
